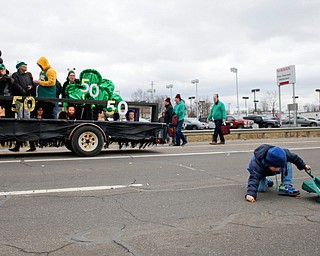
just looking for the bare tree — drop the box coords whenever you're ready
[155,95,166,116]
[131,88,148,101]
[303,103,318,112]
[259,90,278,116]
[259,98,269,113]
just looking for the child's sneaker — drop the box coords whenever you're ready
[266,177,274,187]
[278,184,300,196]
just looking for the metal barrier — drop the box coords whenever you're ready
[183,127,320,140]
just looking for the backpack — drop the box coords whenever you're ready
[56,79,62,97]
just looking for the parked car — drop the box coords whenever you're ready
[226,115,254,129]
[282,115,320,127]
[199,117,215,129]
[183,118,208,130]
[243,115,281,128]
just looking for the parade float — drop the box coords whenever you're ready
[0,69,165,157]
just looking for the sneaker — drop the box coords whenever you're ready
[181,142,187,146]
[278,184,300,196]
[266,178,274,187]
[217,141,225,144]
[26,148,36,152]
[9,148,19,152]
[209,141,217,145]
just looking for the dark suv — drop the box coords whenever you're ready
[243,115,281,128]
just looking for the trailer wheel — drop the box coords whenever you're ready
[65,139,74,152]
[71,126,104,157]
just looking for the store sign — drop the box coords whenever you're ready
[276,65,296,86]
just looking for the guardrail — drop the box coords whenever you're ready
[183,127,320,141]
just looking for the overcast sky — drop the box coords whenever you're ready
[2,0,320,113]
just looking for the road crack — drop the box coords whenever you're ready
[113,240,140,256]
[3,242,72,255]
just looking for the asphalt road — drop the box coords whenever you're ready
[0,138,320,256]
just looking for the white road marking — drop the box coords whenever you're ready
[0,184,143,196]
[1,146,320,164]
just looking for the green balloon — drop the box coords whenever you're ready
[79,69,102,85]
[65,69,122,109]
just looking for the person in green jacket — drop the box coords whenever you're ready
[173,94,187,146]
[207,93,226,145]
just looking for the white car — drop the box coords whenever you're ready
[183,118,208,130]
[282,115,320,127]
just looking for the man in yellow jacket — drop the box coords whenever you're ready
[33,56,57,119]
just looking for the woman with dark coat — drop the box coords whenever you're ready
[0,64,14,118]
[164,97,174,144]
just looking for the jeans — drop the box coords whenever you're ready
[212,119,225,143]
[17,104,30,119]
[175,120,187,145]
[53,102,59,119]
[257,162,293,192]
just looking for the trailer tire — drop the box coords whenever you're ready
[71,126,104,157]
[65,139,74,152]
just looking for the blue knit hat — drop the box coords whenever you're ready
[266,147,286,167]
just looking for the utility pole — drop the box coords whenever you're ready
[147,81,156,102]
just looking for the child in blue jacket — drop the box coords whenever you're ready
[246,144,311,202]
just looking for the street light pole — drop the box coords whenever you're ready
[242,96,249,116]
[230,68,239,115]
[191,79,199,119]
[316,89,320,111]
[166,84,173,99]
[188,96,195,117]
[251,89,260,113]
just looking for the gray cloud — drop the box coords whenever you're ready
[1,0,320,112]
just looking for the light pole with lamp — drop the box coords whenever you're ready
[188,96,195,117]
[230,68,239,115]
[251,89,260,113]
[191,79,199,119]
[166,84,173,99]
[242,96,249,116]
[316,89,320,111]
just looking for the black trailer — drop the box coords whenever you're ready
[0,96,165,157]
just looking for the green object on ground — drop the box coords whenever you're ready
[302,170,320,203]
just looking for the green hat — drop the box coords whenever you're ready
[0,63,5,70]
[16,61,27,69]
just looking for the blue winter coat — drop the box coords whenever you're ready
[246,144,306,199]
